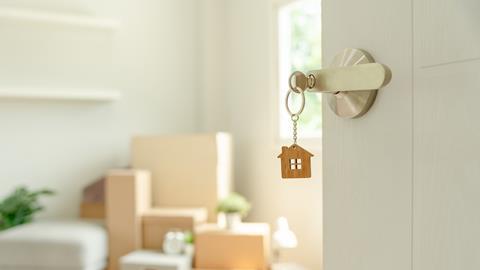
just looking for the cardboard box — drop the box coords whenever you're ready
[131,133,232,221]
[80,202,105,219]
[106,170,152,270]
[80,178,106,219]
[194,223,270,270]
[142,207,208,250]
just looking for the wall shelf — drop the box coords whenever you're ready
[0,88,122,102]
[0,7,119,31]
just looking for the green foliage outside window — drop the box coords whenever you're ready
[285,0,322,137]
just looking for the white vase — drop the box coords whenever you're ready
[225,213,242,230]
[163,230,185,255]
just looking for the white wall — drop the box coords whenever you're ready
[201,1,323,269]
[199,0,228,131]
[0,0,201,218]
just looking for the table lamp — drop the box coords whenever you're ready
[273,216,298,262]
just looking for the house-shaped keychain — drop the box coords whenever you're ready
[277,144,313,178]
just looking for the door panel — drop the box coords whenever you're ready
[323,0,412,270]
[414,1,480,268]
[416,0,480,67]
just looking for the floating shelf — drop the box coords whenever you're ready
[0,88,122,102]
[0,7,119,30]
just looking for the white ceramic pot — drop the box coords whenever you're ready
[225,213,242,230]
[163,230,185,255]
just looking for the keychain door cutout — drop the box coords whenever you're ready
[278,144,313,178]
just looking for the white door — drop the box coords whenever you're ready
[323,0,480,270]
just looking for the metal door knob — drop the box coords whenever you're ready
[288,48,392,118]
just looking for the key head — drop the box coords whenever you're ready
[288,71,308,93]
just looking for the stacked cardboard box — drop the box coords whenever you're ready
[102,133,271,270]
[80,177,106,219]
[106,170,152,270]
[131,133,233,222]
[142,208,208,250]
[195,223,271,270]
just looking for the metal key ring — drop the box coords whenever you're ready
[285,88,305,117]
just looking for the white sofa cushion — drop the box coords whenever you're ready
[0,220,107,269]
[0,262,105,270]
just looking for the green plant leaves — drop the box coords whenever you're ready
[0,186,55,231]
[216,192,251,217]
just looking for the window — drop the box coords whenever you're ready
[277,0,322,139]
[290,158,302,170]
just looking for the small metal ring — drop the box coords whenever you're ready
[288,71,305,93]
[285,88,305,117]
[307,74,316,88]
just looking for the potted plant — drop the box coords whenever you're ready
[216,192,251,230]
[0,186,55,231]
[183,230,195,257]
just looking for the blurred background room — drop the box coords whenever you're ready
[0,1,322,270]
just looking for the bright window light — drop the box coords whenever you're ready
[278,0,322,139]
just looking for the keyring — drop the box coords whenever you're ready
[285,88,305,117]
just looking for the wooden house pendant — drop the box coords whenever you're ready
[278,144,313,179]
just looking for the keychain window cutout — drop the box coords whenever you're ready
[290,159,302,170]
[278,144,313,178]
